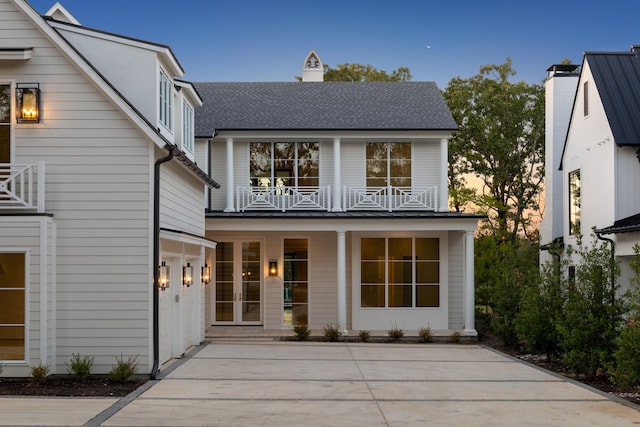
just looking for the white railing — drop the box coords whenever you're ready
[343,186,438,212]
[237,185,332,212]
[0,162,45,212]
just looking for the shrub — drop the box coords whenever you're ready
[387,323,404,342]
[293,324,310,341]
[108,355,138,383]
[66,353,94,379]
[613,322,640,386]
[417,326,433,343]
[30,363,50,384]
[358,330,371,342]
[448,330,462,343]
[323,323,341,342]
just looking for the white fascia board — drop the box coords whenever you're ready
[175,80,203,107]
[213,129,456,140]
[47,20,183,78]
[11,0,171,150]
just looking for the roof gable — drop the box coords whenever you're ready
[194,81,457,137]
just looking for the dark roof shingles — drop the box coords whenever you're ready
[193,82,457,137]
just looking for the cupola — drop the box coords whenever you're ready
[301,50,324,82]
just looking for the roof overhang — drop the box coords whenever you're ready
[0,47,33,60]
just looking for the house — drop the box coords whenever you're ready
[195,51,482,335]
[542,46,640,291]
[0,0,216,377]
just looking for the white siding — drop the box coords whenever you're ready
[447,231,464,329]
[341,141,365,188]
[159,157,205,236]
[615,145,640,220]
[413,141,440,188]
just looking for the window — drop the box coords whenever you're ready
[366,142,411,187]
[0,252,25,361]
[159,69,173,131]
[182,102,194,153]
[250,142,319,189]
[360,237,439,308]
[583,81,589,117]
[0,84,10,163]
[569,169,581,236]
[283,239,308,326]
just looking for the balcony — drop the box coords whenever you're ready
[0,162,45,213]
[236,185,439,213]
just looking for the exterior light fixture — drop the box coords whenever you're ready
[201,264,211,284]
[269,260,278,276]
[16,83,40,123]
[183,262,193,287]
[158,261,170,291]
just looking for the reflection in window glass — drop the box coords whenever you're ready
[250,142,319,188]
[0,253,25,361]
[366,142,411,187]
[283,239,309,326]
[569,170,581,236]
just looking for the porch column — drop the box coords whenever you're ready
[336,230,347,332]
[463,231,476,334]
[332,137,342,212]
[224,137,235,212]
[440,138,448,212]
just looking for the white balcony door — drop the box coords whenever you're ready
[214,241,262,325]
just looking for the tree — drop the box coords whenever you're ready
[297,63,412,82]
[443,58,545,242]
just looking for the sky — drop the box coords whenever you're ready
[26,0,640,89]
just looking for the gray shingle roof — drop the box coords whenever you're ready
[193,82,457,137]
[587,49,640,146]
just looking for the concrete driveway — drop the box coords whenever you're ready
[2,339,640,426]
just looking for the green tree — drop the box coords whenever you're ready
[443,58,545,242]
[297,63,412,82]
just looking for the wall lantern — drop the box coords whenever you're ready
[183,262,194,287]
[269,260,278,276]
[16,83,40,123]
[201,264,211,284]
[158,261,170,291]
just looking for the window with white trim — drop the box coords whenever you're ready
[159,69,173,131]
[366,142,411,187]
[0,252,26,361]
[182,102,194,153]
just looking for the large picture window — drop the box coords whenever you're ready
[366,142,411,187]
[360,237,439,308]
[569,169,581,236]
[250,142,319,189]
[0,252,25,361]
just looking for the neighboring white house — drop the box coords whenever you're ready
[195,51,482,335]
[542,46,640,291]
[0,0,217,377]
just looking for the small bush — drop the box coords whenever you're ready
[30,363,50,384]
[293,324,310,341]
[387,323,404,342]
[108,355,138,383]
[323,323,342,342]
[66,353,94,379]
[418,326,433,343]
[613,322,640,387]
[358,330,371,342]
[448,330,462,343]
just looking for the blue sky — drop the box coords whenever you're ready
[27,0,640,88]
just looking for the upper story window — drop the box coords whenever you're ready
[0,84,10,163]
[583,81,589,117]
[250,142,319,189]
[366,142,411,187]
[569,169,581,236]
[182,102,194,154]
[159,69,173,131]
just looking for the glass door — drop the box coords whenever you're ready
[214,241,262,324]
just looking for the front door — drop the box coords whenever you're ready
[214,241,262,324]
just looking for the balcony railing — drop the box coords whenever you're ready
[236,184,439,213]
[237,185,332,212]
[0,162,45,213]
[343,186,438,212]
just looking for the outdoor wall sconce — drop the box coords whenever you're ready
[201,264,211,285]
[269,260,278,276]
[16,83,40,123]
[158,261,170,291]
[183,262,194,287]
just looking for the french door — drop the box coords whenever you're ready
[214,241,262,324]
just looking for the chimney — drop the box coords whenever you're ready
[302,50,324,82]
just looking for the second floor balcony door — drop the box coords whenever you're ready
[214,241,262,325]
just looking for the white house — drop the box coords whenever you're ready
[542,46,640,291]
[195,51,481,336]
[0,0,217,377]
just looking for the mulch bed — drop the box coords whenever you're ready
[0,375,148,397]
